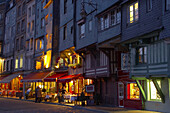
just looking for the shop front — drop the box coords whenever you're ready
[21,71,53,99]
[57,74,93,105]
[0,73,23,97]
[117,71,142,109]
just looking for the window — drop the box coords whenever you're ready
[37,9,39,18]
[147,0,152,11]
[17,22,20,33]
[99,8,121,31]
[21,19,25,31]
[40,39,44,49]
[104,14,109,29]
[137,47,147,64]
[22,2,26,15]
[127,83,140,100]
[31,20,34,31]
[32,4,35,15]
[80,23,85,38]
[29,7,31,17]
[88,20,92,31]
[15,57,18,69]
[9,1,13,8]
[36,61,41,70]
[64,0,67,14]
[166,0,170,10]
[17,6,21,17]
[26,41,29,51]
[63,26,67,40]
[0,13,2,21]
[35,39,38,50]
[20,37,24,50]
[16,39,19,50]
[147,80,161,101]
[116,8,121,24]
[128,2,138,24]
[30,38,33,50]
[71,26,73,34]
[28,23,30,32]
[20,54,23,68]
[41,18,45,28]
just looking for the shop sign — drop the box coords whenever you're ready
[86,85,94,93]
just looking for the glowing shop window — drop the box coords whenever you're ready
[36,61,41,70]
[127,83,140,100]
[148,80,161,100]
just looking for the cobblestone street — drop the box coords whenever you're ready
[0,98,161,113]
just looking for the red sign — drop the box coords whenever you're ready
[86,85,94,93]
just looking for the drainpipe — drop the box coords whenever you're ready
[73,0,77,48]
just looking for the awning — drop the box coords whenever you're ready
[0,73,22,83]
[58,74,82,82]
[21,71,52,82]
[44,72,68,82]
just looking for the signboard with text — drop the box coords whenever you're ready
[85,85,95,93]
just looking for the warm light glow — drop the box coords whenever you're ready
[15,58,18,69]
[36,61,41,70]
[68,53,71,56]
[44,50,52,68]
[55,65,59,68]
[71,80,73,84]
[18,75,21,77]
[20,55,23,68]
[130,5,133,23]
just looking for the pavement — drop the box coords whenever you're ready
[0,97,162,113]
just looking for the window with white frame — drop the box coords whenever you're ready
[88,20,92,31]
[41,17,45,28]
[147,80,161,101]
[128,1,138,24]
[99,8,121,31]
[80,23,85,38]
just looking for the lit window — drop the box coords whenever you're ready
[147,80,161,101]
[44,50,51,68]
[45,15,48,25]
[20,55,23,68]
[128,2,138,24]
[127,83,140,100]
[137,47,147,64]
[15,57,18,69]
[40,39,44,49]
[36,61,41,70]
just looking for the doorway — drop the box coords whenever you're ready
[118,82,124,107]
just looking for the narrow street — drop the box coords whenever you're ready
[0,98,161,113]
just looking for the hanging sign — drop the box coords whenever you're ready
[85,85,94,93]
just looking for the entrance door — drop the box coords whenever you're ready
[118,82,124,107]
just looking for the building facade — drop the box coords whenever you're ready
[0,0,6,73]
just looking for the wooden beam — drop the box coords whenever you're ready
[151,78,165,103]
[136,80,146,102]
